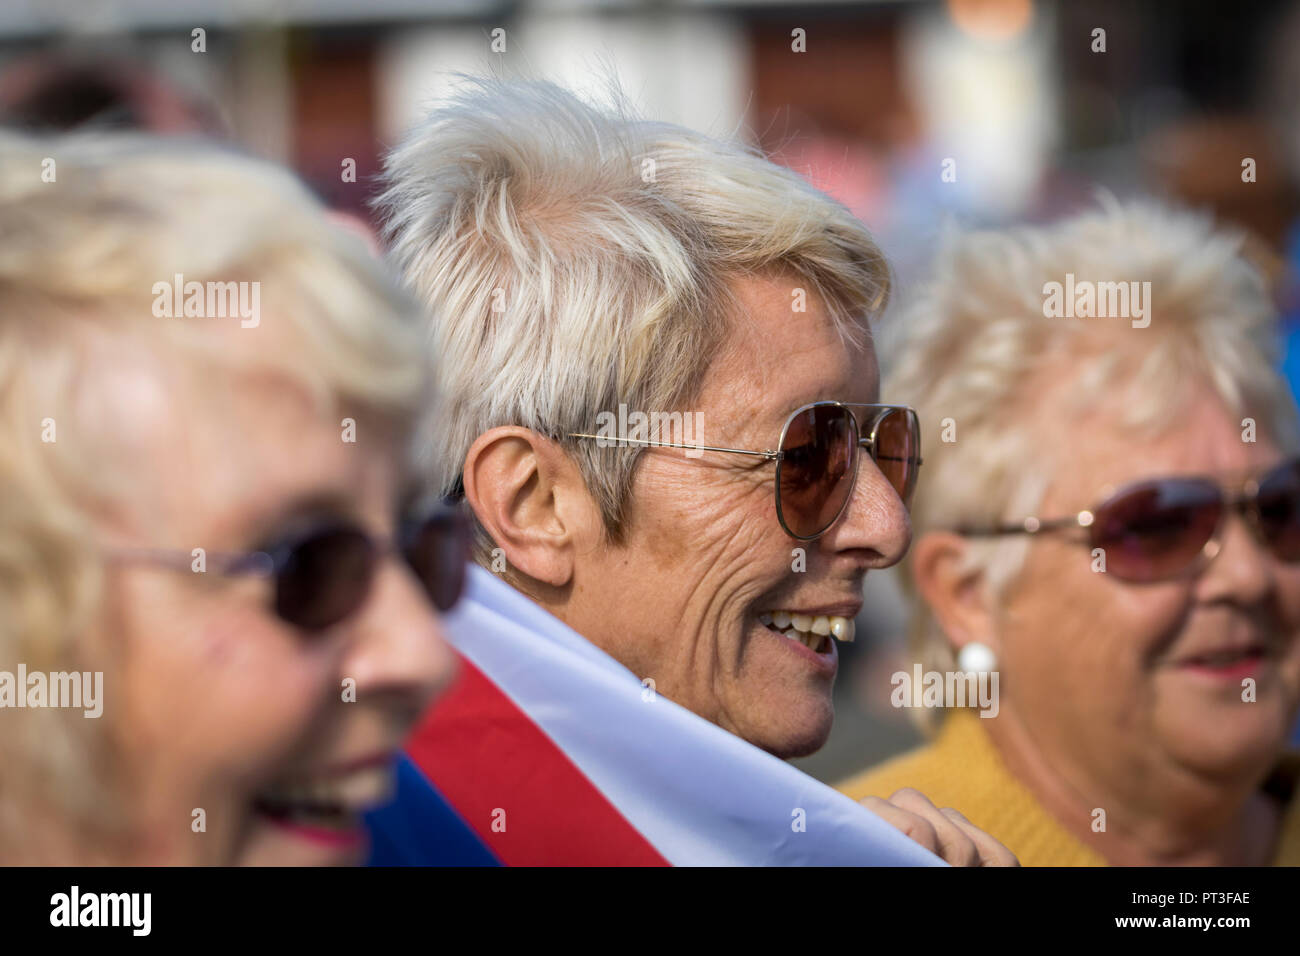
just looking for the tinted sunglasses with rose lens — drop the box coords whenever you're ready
[570,401,922,540]
[956,459,1300,582]
[106,503,471,633]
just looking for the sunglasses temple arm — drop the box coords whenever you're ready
[567,433,779,460]
[101,545,275,577]
[954,516,1082,537]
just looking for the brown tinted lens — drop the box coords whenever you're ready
[1090,479,1223,582]
[870,407,919,507]
[404,509,470,612]
[1255,460,1300,562]
[276,527,376,631]
[777,405,856,538]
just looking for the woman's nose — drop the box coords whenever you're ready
[341,556,459,713]
[820,452,912,567]
[1196,508,1275,607]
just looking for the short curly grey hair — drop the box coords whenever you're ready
[882,196,1299,730]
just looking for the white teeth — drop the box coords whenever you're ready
[765,610,855,643]
[776,628,824,653]
[260,766,395,813]
[768,626,827,654]
[336,767,396,807]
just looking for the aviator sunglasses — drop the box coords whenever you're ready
[107,501,471,632]
[956,458,1300,582]
[571,401,923,540]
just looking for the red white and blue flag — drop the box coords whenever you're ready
[365,565,943,866]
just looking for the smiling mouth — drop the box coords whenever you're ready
[759,611,855,654]
[252,761,397,836]
[1177,645,1269,673]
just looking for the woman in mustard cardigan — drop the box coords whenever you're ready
[840,199,1300,866]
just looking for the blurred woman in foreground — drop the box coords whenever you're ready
[841,199,1300,865]
[0,133,460,863]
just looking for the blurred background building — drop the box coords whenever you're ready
[3,0,1297,781]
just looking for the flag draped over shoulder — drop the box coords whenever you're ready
[366,565,943,867]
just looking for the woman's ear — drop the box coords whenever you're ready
[910,531,999,658]
[460,427,600,588]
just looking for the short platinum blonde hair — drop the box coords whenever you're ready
[378,76,890,551]
[0,131,430,858]
[883,197,1299,730]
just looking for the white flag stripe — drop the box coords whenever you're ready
[444,565,944,866]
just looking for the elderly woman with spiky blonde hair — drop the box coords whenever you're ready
[840,199,1300,866]
[373,77,1020,865]
[0,133,461,863]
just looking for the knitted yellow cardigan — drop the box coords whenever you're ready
[838,711,1300,866]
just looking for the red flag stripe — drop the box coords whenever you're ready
[405,654,670,866]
